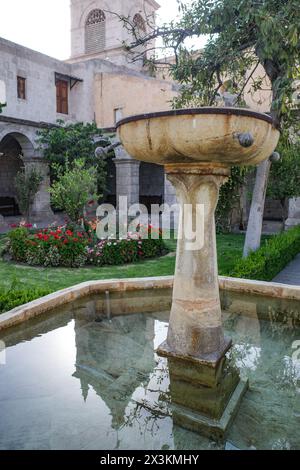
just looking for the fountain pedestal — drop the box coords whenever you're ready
[117,107,280,440]
[157,163,248,439]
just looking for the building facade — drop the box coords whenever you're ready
[0,0,299,228]
[0,0,178,223]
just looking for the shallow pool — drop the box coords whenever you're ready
[0,294,299,450]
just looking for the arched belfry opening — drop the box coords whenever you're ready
[85,9,106,55]
[133,13,146,33]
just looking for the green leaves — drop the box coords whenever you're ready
[231,225,300,281]
[14,168,43,220]
[268,136,300,202]
[133,0,300,128]
[49,159,99,223]
[37,121,107,194]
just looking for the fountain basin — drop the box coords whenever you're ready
[0,283,299,449]
[116,107,280,438]
[116,107,280,166]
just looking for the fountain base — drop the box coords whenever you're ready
[157,341,248,440]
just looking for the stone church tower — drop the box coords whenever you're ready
[70,0,160,68]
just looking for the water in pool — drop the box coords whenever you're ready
[0,295,299,450]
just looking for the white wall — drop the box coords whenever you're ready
[0,37,95,124]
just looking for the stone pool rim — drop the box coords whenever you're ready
[1,276,300,332]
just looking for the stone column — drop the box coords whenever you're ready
[157,163,247,440]
[114,145,140,208]
[285,197,300,229]
[23,158,54,222]
[164,172,177,206]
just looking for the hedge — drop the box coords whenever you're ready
[230,226,300,281]
[0,287,51,314]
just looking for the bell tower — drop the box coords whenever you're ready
[70,0,160,68]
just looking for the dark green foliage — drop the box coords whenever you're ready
[0,287,51,314]
[6,226,168,269]
[128,0,300,127]
[86,237,167,267]
[231,226,300,281]
[268,135,300,206]
[216,166,248,233]
[7,227,89,268]
[37,121,107,193]
[14,168,43,220]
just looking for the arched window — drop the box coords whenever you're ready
[85,9,106,54]
[133,13,146,34]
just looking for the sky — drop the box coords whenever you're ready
[0,0,190,60]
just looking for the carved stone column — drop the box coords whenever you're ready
[114,145,140,209]
[157,163,248,440]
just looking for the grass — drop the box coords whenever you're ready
[0,233,250,293]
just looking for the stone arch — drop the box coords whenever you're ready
[133,13,146,33]
[85,8,106,54]
[0,130,53,220]
[0,133,28,216]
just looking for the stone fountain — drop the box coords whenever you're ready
[116,107,280,439]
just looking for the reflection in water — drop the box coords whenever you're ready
[0,291,299,450]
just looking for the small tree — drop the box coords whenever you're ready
[49,159,98,223]
[15,168,43,221]
[37,121,107,193]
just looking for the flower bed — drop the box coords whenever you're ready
[5,225,167,268]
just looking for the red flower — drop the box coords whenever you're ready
[66,230,73,237]
[73,238,79,242]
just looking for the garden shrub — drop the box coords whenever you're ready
[6,224,167,268]
[86,236,166,266]
[8,227,89,268]
[0,286,51,314]
[231,226,300,281]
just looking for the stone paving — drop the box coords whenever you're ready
[273,253,300,286]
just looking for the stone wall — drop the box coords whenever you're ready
[0,37,95,125]
[94,71,177,128]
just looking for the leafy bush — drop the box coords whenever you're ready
[7,228,29,262]
[231,226,300,281]
[49,159,98,223]
[37,121,107,192]
[87,236,166,266]
[0,286,51,314]
[6,224,167,268]
[8,227,89,268]
[15,168,43,220]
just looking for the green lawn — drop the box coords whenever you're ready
[0,233,248,292]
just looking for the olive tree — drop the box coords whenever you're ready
[120,0,300,255]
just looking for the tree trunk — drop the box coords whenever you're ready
[243,159,271,258]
